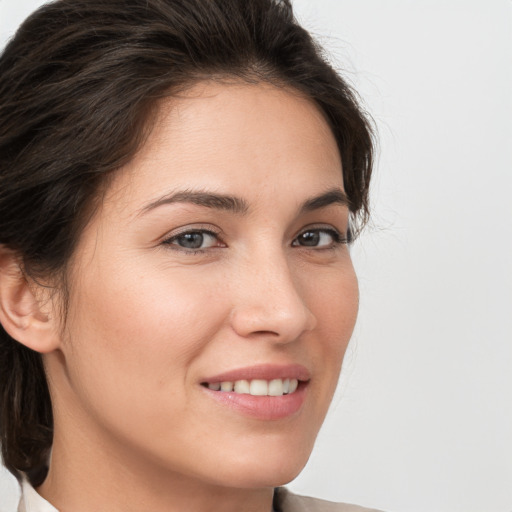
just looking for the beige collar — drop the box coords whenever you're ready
[18,478,58,512]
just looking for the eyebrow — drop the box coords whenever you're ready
[140,190,249,216]
[139,187,350,216]
[300,188,351,212]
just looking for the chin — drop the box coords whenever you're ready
[226,465,307,490]
[217,441,313,490]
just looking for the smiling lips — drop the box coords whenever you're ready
[201,365,310,419]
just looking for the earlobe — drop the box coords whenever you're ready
[0,247,60,353]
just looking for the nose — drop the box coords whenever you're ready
[229,249,317,342]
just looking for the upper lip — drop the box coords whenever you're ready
[201,364,311,384]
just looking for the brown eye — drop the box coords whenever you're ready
[292,228,343,248]
[297,231,320,246]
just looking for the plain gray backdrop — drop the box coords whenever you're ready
[1,1,511,511]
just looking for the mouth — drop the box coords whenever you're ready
[201,378,300,397]
[200,365,310,420]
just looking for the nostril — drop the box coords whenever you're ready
[249,330,280,337]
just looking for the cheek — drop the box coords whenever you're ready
[310,257,358,326]
[62,260,227,420]
[304,259,359,382]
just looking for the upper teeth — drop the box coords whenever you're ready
[207,378,299,396]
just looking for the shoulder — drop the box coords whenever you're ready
[274,488,385,512]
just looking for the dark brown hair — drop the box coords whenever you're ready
[0,0,374,486]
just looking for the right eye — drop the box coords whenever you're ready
[162,230,222,251]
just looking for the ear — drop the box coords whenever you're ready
[0,247,60,353]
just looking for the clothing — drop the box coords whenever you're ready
[274,488,383,512]
[18,479,383,512]
[17,479,56,512]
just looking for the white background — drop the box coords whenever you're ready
[1,1,511,511]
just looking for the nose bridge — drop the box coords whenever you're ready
[229,242,317,340]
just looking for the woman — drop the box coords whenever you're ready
[0,0,377,510]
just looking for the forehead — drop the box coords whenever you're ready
[103,80,343,214]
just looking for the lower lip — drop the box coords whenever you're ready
[202,382,308,420]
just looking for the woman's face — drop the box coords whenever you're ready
[51,81,359,489]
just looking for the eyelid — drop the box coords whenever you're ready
[292,225,350,247]
[160,225,225,251]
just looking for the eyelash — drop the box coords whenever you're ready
[292,227,350,248]
[161,228,222,255]
[161,226,350,255]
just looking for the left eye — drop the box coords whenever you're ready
[292,229,341,248]
[164,230,219,250]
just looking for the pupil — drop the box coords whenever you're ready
[179,232,203,249]
[300,231,319,246]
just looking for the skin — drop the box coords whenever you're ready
[20,82,359,511]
